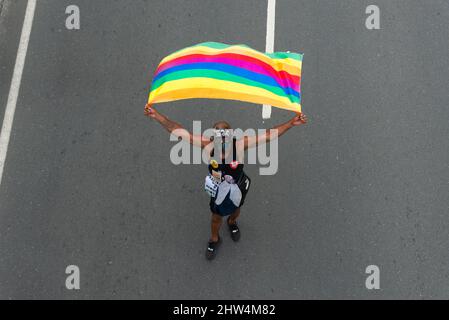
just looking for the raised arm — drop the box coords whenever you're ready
[144,103,210,148]
[244,113,308,150]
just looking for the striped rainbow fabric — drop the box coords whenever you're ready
[148,42,303,113]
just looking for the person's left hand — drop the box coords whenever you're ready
[291,113,308,126]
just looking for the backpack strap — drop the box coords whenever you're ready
[232,137,237,162]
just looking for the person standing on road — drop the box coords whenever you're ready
[144,103,307,260]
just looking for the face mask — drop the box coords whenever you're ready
[214,129,232,138]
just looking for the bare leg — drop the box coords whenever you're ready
[210,214,222,242]
[228,208,241,225]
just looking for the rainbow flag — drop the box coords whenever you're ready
[148,42,303,113]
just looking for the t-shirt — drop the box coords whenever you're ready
[208,138,244,182]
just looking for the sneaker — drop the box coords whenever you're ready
[205,237,221,260]
[227,217,241,242]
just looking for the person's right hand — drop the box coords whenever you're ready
[144,103,158,119]
[290,113,308,126]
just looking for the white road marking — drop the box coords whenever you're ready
[263,0,276,119]
[0,0,36,187]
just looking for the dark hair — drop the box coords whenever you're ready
[213,121,231,130]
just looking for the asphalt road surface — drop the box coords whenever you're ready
[1,0,449,299]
